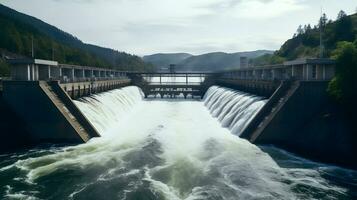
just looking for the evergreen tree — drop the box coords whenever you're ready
[296,25,304,35]
[306,24,312,33]
[334,13,354,42]
[337,10,347,20]
[319,13,328,28]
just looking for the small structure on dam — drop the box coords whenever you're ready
[129,72,215,98]
[1,58,131,146]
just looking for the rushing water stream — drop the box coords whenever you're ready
[0,86,356,200]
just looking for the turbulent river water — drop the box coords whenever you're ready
[0,86,356,200]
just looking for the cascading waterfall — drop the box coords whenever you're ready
[74,86,144,135]
[203,86,267,136]
[0,85,355,200]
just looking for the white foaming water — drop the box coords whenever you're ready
[74,86,144,135]
[203,86,267,136]
[0,86,353,200]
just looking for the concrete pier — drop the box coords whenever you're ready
[1,58,132,146]
[2,81,100,143]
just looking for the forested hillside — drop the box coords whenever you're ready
[143,53,193,69]
[178,50,273,71]
[252,11,357,65]
[144,50,274,71]
[0,4,153,76]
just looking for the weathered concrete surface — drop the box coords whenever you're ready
[0,93,31,152]
[240,81,294,140]
[240,81,357,169]
[60,79,131,99]
[2,81,99,144]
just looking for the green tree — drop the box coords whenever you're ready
[319,13,328,28]
[328,42,357,112]
[0,59,10,77]
[337,10,347,20]
[296,25,304,35]
[334,13,355,42]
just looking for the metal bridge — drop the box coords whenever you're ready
[128,72,216,98]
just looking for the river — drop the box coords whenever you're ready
[0,86,356,200]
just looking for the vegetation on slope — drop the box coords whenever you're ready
[0,58,10,77]
[249,10,357,107]
[251,11,357,65]
[178,50,274,71]
[0,4,153,77]
[327,41,357,113]
[143,53,193,70]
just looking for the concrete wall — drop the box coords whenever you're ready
[11,64,30,81]
[0,79,132,149]
[246,81,357,169]
[2,81,85,143]
[60,79,131,99]
[0,94,31,151]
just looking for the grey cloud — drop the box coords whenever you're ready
[199,0,274,13]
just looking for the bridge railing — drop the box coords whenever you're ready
[131,72,216,86]
[58,75,129,84]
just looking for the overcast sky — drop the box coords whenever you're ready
[2,0,356,56]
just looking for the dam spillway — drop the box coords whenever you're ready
[0,86,356,199]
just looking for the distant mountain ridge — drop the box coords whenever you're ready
[0,4,152,71]
[142,53,192,69]
[144,50,274,71]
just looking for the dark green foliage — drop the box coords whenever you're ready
[327,42,357,112]
[252,12,357,66]
[0,58,10,76]
[250,54,285,66]
[333,12,355,43]
[0,4,153,71]
[0,12,108,67]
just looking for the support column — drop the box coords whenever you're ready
[306,64,312,80]
[48,66,51,80]
[71,68,75,82]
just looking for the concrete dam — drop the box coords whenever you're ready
[1,58,357,199]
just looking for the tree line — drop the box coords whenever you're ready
[0,9,154,77]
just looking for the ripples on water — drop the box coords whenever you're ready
[0,86,356,200]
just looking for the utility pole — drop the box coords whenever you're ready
[52,43,55,60]
[31,35,34,58]
[319,7,324,58]
[112,50,115,67]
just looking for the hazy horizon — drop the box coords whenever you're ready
[2,0,357,56]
